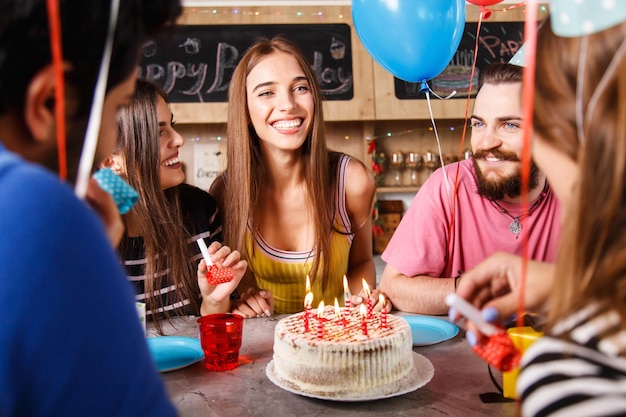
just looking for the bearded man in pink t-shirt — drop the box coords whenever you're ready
[379,62,561,315]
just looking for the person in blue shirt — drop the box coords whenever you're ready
[0,0,182,416]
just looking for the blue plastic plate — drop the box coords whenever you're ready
[403,316,459,346]
[146,336,204,372]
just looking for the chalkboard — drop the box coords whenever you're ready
[394,21,524,100]
[138,24,353,103]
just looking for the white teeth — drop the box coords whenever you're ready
[272,119,302,130]
[485,156,501,162]
[162,156,179,166]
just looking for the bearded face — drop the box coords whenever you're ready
[472,150,540,200]
[469,81,541,200]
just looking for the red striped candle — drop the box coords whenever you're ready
[317,301,325,339]
[303,292,313,332]
[360,304,368,336]
[380,294,387,329]
[343,275,351,319]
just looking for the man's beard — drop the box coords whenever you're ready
[472,149,540,200]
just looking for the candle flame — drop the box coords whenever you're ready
[362,278,371,297]
[304,292,314,308]
[379,293,385,308]
[317,301,325,318]
[343,275,350,294]
[305,275,311,293]
[359,303,366,317]
[334,297,341,318]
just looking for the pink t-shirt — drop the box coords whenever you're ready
[382,159,561,278]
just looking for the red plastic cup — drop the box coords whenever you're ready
[197,313,243,371]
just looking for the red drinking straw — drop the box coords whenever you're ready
[46,0,67,181]
[518,0,538,329]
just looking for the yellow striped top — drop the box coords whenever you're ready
[245,154,353,314]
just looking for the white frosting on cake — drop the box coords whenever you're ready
[270,306,415,399]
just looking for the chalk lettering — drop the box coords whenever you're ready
[206,42,239,95]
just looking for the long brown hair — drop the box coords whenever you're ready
[223,36,338,290]
[534,18,626,327]
[115,79,198,334]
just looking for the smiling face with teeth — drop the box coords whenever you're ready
[156,95,185,190]
[245,50,314,153]
[470,81,540,200]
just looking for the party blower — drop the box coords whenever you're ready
[446,294,520,372]
[196,238,235,285]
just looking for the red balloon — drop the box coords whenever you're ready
[466,0,503,5]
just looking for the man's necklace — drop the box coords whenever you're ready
[489,183,549,238]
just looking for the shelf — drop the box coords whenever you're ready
[376,186,420,194]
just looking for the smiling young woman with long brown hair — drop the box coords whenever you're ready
[210,36,379,317]
[105,79,247,334]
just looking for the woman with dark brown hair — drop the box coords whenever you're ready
[210,36,379,316]
[105,79,247,334]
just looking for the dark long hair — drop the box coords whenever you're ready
[115,79,197,335]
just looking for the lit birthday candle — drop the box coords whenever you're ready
[360,304,368,336]
[334,297,342,323]
[303,275,313,332]
[303,292,313,332]
[362,278,373,319]
[317,301,325,339]
[379,294,387,329]
[343,275,351,319]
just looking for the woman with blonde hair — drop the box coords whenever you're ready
[210,36,379,316]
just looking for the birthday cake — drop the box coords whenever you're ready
[266,306,434,400]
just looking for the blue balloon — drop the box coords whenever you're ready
[353,0,466,83]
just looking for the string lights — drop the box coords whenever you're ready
[186,7,345,19]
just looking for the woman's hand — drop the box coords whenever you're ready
[232,287,274,319]
[197,241,247,315]
[452,252,554,340]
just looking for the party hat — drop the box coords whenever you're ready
[509,44,526,67]
[549,0,626,37]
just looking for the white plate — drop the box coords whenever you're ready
[266,352,434,402]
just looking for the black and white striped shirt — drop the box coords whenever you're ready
[121,183,222,318]
[518,302,626,417]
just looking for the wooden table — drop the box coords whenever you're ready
[149,314,517,417]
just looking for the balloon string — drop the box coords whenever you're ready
[74,0,120,199]
[518,0,538,330]
[426,88,457,100]
[445,8,484,255]
[46,0,66,181]
[423,89,452,203]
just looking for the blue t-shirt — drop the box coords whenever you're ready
[0,144,177,416]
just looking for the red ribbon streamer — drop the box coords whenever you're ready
[46,0,67,181]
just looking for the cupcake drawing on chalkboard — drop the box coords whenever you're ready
[179,37,200,55]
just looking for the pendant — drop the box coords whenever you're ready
[509,218,522,235]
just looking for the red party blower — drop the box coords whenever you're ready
[446,294,520,372]
[196,238,235,285]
